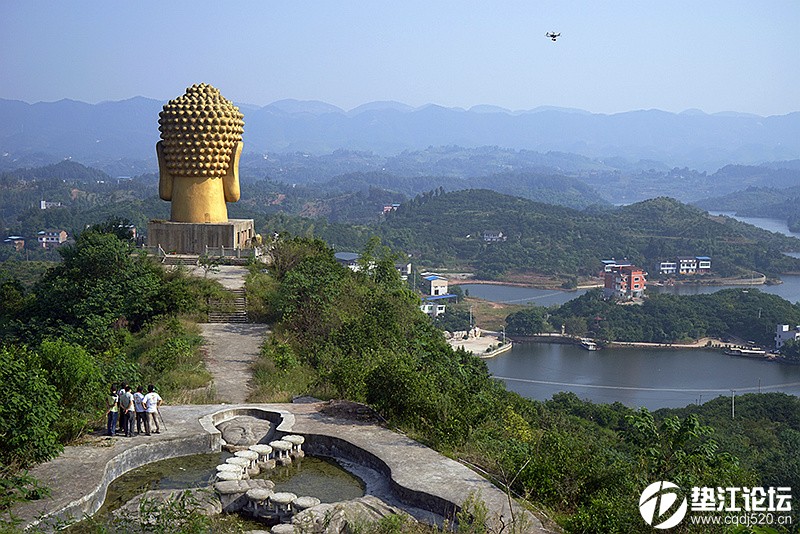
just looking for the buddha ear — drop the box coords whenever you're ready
[156,141,173,201]
[222,141,242,202]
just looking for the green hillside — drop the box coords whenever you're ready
[379,190,800,279]
[694,185,800,232]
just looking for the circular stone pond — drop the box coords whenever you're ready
[72,452,364,529]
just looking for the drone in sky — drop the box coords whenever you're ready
[546,32,561,42]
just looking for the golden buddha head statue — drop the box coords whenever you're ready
[156,83,245,223]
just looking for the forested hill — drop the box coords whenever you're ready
[315,170,608,209]
[379,190,800,279]
[694,185,800,233]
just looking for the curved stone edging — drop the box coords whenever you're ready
[21,406,290,531]
[24,432,215,530]
[18,404,542,533]
[301,433,458,520]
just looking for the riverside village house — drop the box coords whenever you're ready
[420,274,456,317]
[775,324,800,351]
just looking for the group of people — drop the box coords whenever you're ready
[105,383,163,437]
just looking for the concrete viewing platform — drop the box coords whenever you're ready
[12,402,544,533]
[447,330,512,359]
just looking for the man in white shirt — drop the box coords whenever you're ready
[144,384,163,434]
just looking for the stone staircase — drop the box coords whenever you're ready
[208,288,249,323]
[162,254,200,266]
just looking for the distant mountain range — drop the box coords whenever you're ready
[2,97,799,174]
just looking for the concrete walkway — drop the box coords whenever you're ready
[188,265,251,290]
[192,265,270,404]
[200,323,270,404]
[11,403,546,533]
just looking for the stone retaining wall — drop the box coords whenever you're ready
[302,433,458,520]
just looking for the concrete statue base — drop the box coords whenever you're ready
[147,219,255,255]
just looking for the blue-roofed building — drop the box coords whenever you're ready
[334,252,361,271]
[419,273,456,317]
[423,274,449,296]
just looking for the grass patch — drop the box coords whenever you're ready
[451,297,526,331]
[247,338,318,402]
[245,267,279,323]
[126,316,213,403]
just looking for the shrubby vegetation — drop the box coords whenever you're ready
[504,288,800,347]
[247,236,795,532]
[0,225,223,522]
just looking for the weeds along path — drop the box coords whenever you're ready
[194,265,270,404]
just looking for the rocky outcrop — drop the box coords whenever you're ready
[112,488,222,523]
[292,495,414,533]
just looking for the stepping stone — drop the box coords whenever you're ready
[270,492,297,515]
[245,487,274,515]
[215,470,242,481]
[292,496,320,512]
[235,450,261,472]
[269,440,292,465]
[216,463,244,473]
[282,435,305,458]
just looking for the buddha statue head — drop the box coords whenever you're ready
[156,83,245,223]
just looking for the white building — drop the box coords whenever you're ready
[657,261,678,275]
[395,261,412,281]
[483,230,506,243]
[696,256,712,272]
[334,252,361,272]
[775,324,800,350]
[678,257,698,274]
[420,298,448,317]
[37,229,67,248]
[424,275,449,296]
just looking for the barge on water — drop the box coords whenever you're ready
[724,347,769,359]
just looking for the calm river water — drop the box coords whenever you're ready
[460,276,800,306]
[472,213,800,409]
[485,343,800,410]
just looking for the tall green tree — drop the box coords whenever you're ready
[0,346,62,468]
[23,230,180,350]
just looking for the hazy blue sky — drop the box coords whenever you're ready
[2,1,798,115]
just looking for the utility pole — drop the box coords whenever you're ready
[469,305,474,336]
[731,390,736,419]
